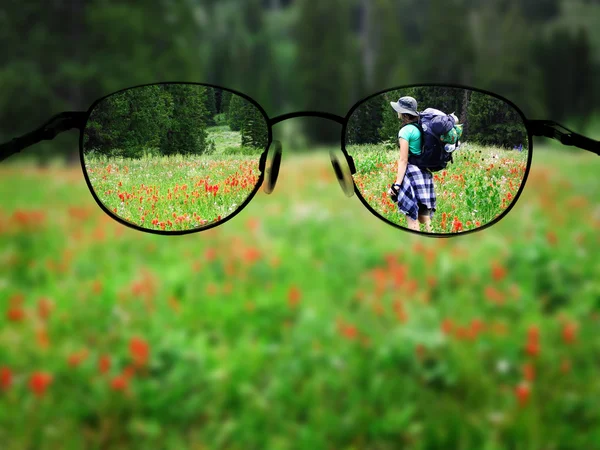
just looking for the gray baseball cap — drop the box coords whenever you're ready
[390,96,419,116]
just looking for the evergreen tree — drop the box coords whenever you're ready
[241,103,269,150]
[204,87,218,126]
[466,92,527,148]
[84,85,173,157]
[346,95,384,144]
[227,94,247,131]
[160,84,210,155]
[221,90,233,115]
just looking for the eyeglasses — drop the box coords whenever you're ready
[1,82,598,237]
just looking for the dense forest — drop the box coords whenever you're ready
[84,85,268,157]
[0,0,598,160]
[347,87,527,148]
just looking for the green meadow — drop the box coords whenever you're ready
[0,142,599,450]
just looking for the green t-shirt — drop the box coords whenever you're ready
[398,123,422,155]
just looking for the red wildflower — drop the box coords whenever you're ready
[491,260,507,282]
[441,318,454,335]
[525,341,540,358]
[340,324,358,340]
[68,349,89,368]
[29,372,53,398]
[515,382,531,407]
[288,286,302,308]
[129,337,150,367]
[0,367,12,391]
[470,318,485,336]
[98,355,111,374]
[6,306,25,322]
[111,375,128,391]
[527,325,540,342]
[562,321,578,344]
[522,363,535,382]
[37,297,54,320]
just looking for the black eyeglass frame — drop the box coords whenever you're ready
[0,82,598,238]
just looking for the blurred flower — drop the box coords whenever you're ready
[525,341,540,358]
[98,355,111,374]
[562,321,578,344]
[37,297,54,320]
[68,349,89,368]
[527,325,540,342]
[111,375,128,391]
[491,260,507,282]
[515,382,531,407]
[522,363,535,382]
[36,328,50,349]
[129,337,150,367]
[288,285,302,308]
[496,360,510,374]
[441,318,454,335]
[0,367,12,391]
[29,372,53,398]
[6,306,25,322]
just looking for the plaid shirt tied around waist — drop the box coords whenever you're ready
[394,164,437,221]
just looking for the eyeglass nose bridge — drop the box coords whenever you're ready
[267,111,356,196]
[268,111,345,127]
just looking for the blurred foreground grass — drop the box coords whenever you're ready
[0,144,599,450]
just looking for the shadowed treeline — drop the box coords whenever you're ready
[1,0,599,160]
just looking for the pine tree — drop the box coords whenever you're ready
[227,94,247,132]
[467,92,527,148]
[221,90,233,115]
[241,103,269,150]
[160,84,210,155]
[204,87,217,126]
[346,95,384,145]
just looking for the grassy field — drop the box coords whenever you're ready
[0,141,599,449]
[83,123,529,235]
[348,142,529,232]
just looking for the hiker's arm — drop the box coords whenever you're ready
[395,138,409,184]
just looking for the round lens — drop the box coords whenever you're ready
[82,84,268,232]
[345,86,530,234]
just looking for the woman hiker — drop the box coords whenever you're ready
[387,96,436,233]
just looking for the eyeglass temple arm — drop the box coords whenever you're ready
[528,120,600,156]
[0,111,86,163]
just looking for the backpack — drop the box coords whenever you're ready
[402,108,457,172]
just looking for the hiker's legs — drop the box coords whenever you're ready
[406,217,420,231]
[418,214,433,233]
[417,204,433,233]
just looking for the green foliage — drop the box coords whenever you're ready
[346,96,384,145]
[84,85,214,158]
[204,87,217,126]
[294,0,357,142]
[219,90,232,115]
[240,103,268,150]
[1,146,600,449]
[160,85,210,156]
[85,86,174,158]
[467,92,528,148]
[227,94,247,132]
